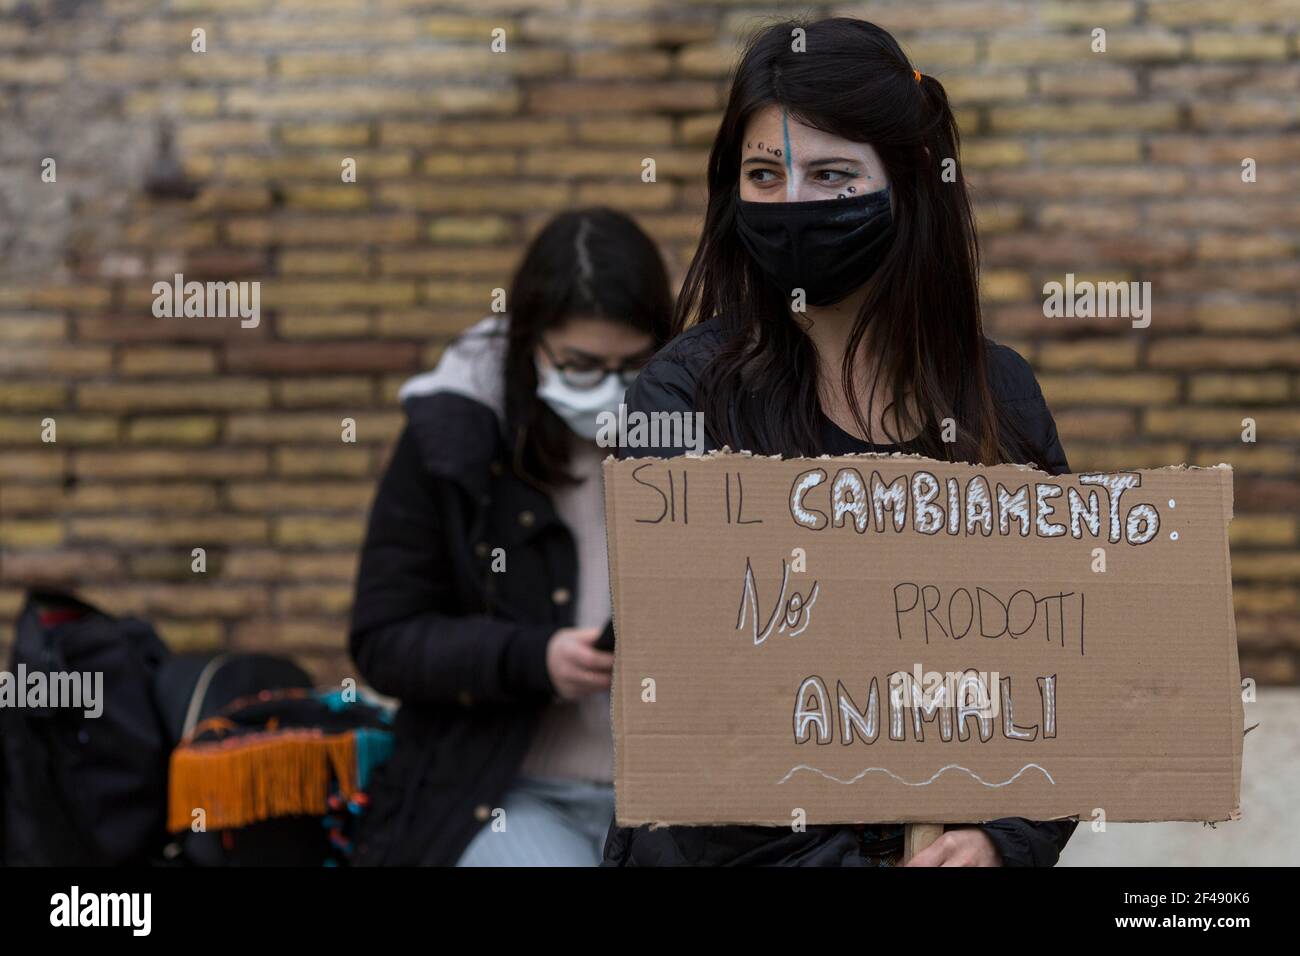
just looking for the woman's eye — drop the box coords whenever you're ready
[815,169,857,185]
[746,168,779,184]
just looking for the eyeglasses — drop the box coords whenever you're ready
[539,339,644,391]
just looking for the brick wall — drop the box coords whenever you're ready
[0,0,1296,682]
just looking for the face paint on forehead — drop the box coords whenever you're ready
[781,108,794,200]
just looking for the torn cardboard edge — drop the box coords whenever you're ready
[602,447,1235,480]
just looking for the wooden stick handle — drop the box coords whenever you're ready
[903,823,944,863]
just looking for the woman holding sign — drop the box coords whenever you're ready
[605,18,1076,866]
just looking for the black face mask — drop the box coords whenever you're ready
[734,185,895,307]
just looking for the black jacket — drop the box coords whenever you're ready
[348,325,579,866]
[603,318,1077,867]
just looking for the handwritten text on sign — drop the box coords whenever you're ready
[604,453,1242,825]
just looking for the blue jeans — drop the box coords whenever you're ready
[455,776,616,867]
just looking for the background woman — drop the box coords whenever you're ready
[350,208,671,866]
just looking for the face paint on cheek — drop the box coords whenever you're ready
[782,109,794,200]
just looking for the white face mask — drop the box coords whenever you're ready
[536,365,627,443]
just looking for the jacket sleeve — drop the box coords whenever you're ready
[617,353,715,460]
[974,357,1078,866]
[348,424,556,707]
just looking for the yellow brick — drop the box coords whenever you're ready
[154,619,226,651]
[1198,233,1296,261]
[77,380,272,411]
[231,619,344,650]
[1038,340,1140,369]
[961,139,1029,168]
[126,416,221,445]
[0,450,66,479]
[383,118,568,148]
[220,549,358,582]
[981,270,1032,302]
[69,483,217,512]
[428,216,514,244]
[228,481,374,511]
[280,123,372,148]
[1040,136,1142,165]
[1149,338,1300,368]
[575,182,676,210]
[124,90,220,117]
[277,313,373,338]
[1230,516,1297,547]
[378,181,570,213]
[1,346,112,375]
[259,280,417,308]
[675,43,739,78]
[990,102,1179,133]
[940,71,1031,104]
[1039,374,1179,405]
[0,315,65,342]
[0,382,66,409]
[220,152,411,180]
[524,16,714,46]
[273,447,373,477]
[1191,33,1289,62]
[1231,553,1300,582]
[986,35,1090,66]
[74,449,269,479]
[1037,67,1138,99]
[0,520,63,548]
[71,515,269,546]
[0,57,68,83]
[281,186,371,211]
[275,585,356,616]
[279,251,371,276]
[0,415,119,445]
[118,347,217,376]
[228,216,418,245]
[1041,1,1137,25]
[381,247,516,276]
[902,37,980,68]
[1147,0,1300,25]
[419,153,520,177]
[226,411,402,443]
[274,516,366,547]
[225,86,520,116]
[576,116,674,146]
[1144,408,1300,439]
[1188,374,1291,403]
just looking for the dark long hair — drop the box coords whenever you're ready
[504,208,673,486]
[679,16,1038,466]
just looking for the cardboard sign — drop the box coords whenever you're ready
[604,452,1243,826]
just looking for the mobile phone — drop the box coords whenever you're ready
[593,618,615,652]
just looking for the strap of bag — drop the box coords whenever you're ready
[181,654,230,741]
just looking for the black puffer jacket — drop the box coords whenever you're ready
[349,319,580,866]
[603,318,1077,867]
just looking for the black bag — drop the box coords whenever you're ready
[152,652,317,866]
[153,651,313,746]
[1,589,171,866]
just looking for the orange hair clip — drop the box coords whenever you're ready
[913,69,922,83]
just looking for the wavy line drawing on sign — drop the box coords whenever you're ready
[776,762,1056,788]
